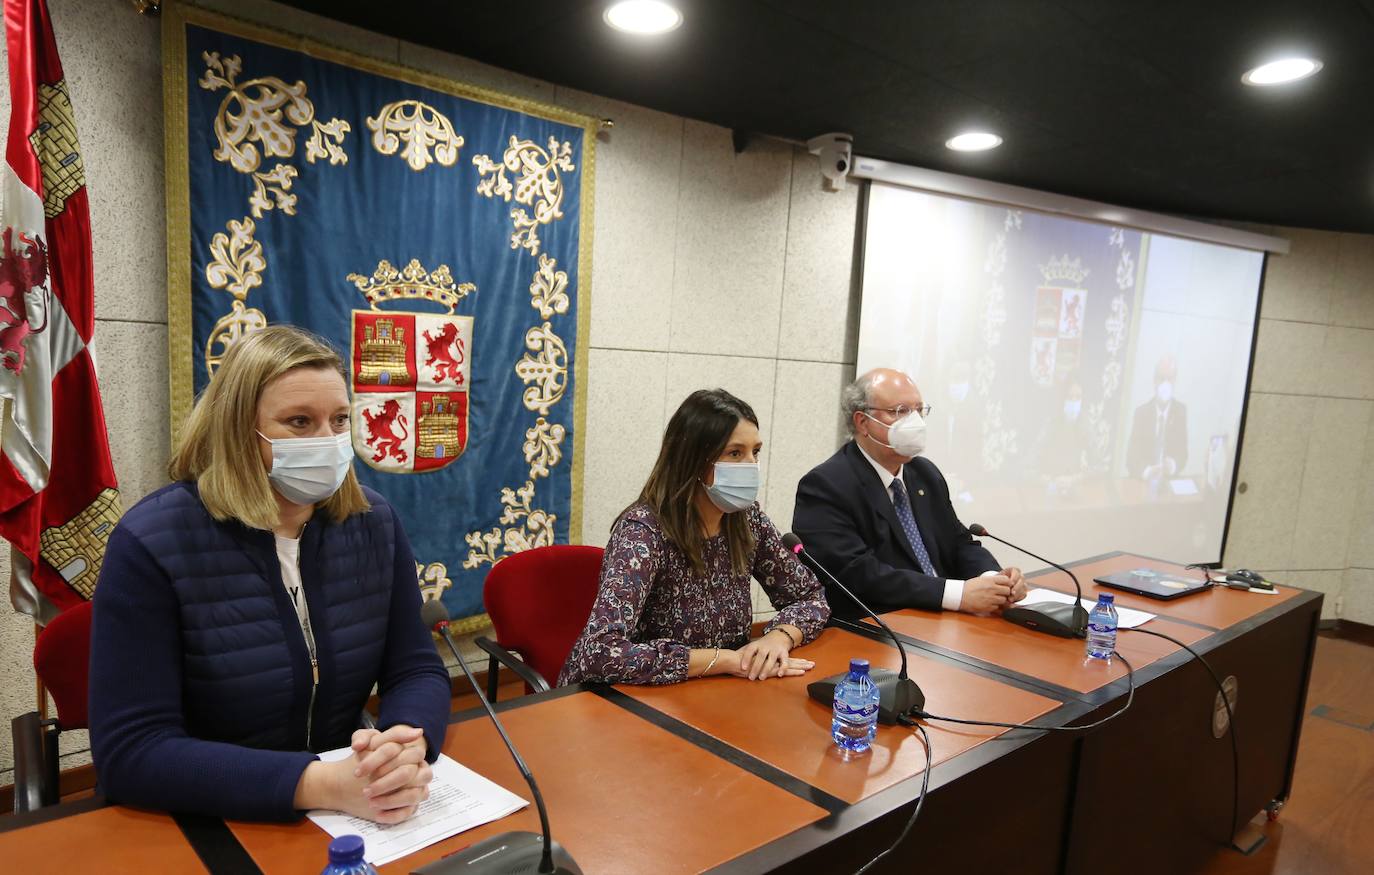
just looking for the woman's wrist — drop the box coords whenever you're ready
[293,760,332,811]
[770,625,801,648]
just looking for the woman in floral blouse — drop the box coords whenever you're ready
[559,389,831,686]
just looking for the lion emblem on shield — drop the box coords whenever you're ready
[362,398,409,463]
[422,322,465,385]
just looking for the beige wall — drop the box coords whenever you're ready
[0,0,1370,784]
[1223,228,1374,621]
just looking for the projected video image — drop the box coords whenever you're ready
[858,184,1264,566]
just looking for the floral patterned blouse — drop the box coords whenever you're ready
[557,502,831,686]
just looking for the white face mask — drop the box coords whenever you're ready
[703,462,760,513]
[1156,381,1173,404]
[257,431,354,506]
[1064,399,1082,421]
[948,381,970,402]
[862,410,928,458]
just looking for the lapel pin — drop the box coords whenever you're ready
[917,489,925,497]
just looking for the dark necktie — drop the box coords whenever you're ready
[889,479,936,576]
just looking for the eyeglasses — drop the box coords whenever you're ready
[865,404,932,420]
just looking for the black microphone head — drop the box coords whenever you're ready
[420,597,450,630]
[968,523,988,536]
[782,532,803,553]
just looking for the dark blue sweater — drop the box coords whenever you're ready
[89,481,451,822]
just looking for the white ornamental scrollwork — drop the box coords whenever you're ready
[248,163,298,218]
[305,118,350,166]
[981,282,1008,348]
[980,400,1019,473]
[415,560,454,603]
[366,100,464,172]
[528,254,570,320]
[463,481,557,568]
[205,216,265,299]
[1115,248,1136,291]
[204,300,268,378]
[1104,295,1129,357]
[514,321,568,416]
[472,135,575,256]
[198,51,349,174]
[523,417,566,481]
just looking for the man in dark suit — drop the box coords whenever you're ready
[1125,355,1188,480]
[793,368,1027,621]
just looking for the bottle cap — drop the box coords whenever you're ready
[849,658,870,674]
[328,834,366,864]
[1098,593,1115,604]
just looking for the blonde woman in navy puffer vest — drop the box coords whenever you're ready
[90,326,451,823]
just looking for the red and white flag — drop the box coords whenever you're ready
[0,0,119,624]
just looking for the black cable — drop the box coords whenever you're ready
[914,651,1136,732]
[855,721,932,875]
[854,653,1132,875]
[1120,626,1240,848]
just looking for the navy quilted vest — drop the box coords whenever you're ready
[117,481,399,753]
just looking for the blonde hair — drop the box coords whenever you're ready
[168,325,369,529]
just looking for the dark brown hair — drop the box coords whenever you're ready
[630,389,759,577]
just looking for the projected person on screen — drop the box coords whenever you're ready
[1125,355,1189,481]
[1034,377,1091,496]
[792,368,1027,621]
[558,389,830,686]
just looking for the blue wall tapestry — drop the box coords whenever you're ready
[163,6,595,631]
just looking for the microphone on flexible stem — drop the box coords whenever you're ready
[417,600,581,875]
[967,523,1088,639]
[782,533,925,724]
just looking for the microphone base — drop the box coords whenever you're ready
[808,668,925,725]
[1002,602,1089,639]
[411,831,581,875]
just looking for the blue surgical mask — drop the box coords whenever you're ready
[1063,399,1082,421]
[257,431,354,505]
[703,462,760,513]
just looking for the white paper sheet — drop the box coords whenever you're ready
[1021,587,1156,629]
[1169,478,1199,496]
[307,749,528,865]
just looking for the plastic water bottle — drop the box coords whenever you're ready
[831,658,880,752]
[321,835,379,875]
[1085,593,1119,660]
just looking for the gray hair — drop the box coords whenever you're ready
[841,372,879,435]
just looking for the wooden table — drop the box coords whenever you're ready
[860,551,1323,875]
[0,552,1321,874]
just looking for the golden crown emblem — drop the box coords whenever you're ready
[347,258,475,313]
[1039,254,1090,285]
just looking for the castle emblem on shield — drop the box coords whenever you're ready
[347,259,475,473]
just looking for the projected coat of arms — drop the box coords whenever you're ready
[1031,256,1089,388]
[163,6,595,631]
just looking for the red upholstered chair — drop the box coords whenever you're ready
[475,545,603,702]
[11,600,93,813]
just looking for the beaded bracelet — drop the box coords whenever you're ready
[774,626,801,648]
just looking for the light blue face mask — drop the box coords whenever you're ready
[703,462,760,513]
[257,430,354,506]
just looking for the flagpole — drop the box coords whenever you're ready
[35,622,47,718]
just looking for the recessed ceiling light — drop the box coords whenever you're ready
[604,1,682,35]
[945,132,1003,152]
[1241,57,1322,86]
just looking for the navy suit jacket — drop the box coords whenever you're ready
[792,441,999,620]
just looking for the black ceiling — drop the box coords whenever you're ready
[278,0,1374,233]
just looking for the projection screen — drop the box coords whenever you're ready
[857,181,1267,570]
